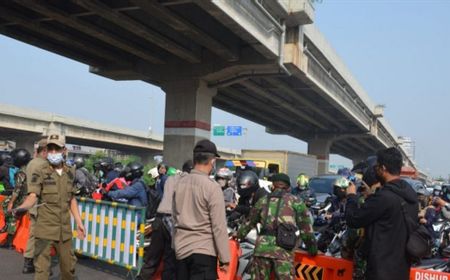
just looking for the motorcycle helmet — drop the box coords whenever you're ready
[296,173,309,190]
[124,161,144,181]
[362,156,378,187]
[0,152,12,166]
[442,184,450,202]
[337,168,352,178]
[11,148,31,168]
[114,162,123,173]
[215,167,233,180]
[167,166,177,176]
[333,177,349,199]
[216,167,233,189]
[236,170,259,198]
[73,156,85,169]
[100,157,114,171]
[416,186,431,209]
[433,185,442,197]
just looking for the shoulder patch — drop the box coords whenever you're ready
[31,173,40,184]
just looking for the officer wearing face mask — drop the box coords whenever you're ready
[14,134,86,280]
[172,139,230,278]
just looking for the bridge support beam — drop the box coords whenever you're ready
[308,138,332,174]
[15,136,39,154]
[162,78,216,168]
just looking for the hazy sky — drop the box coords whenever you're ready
[0,1,449,177]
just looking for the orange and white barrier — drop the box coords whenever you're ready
[294,251,353,280]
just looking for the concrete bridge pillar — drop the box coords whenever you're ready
[161,79,216,169]
[308,138,332,174]
[15,136,40,155]
[351,155,367,167]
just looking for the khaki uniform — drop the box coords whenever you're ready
[24,157,47,259]
[28,161,77,280]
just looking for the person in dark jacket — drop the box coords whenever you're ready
[228,170,268,224]
[345,147,418,280]
[107,162,148,208]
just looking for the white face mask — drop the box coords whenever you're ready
[47,153,64,165]
[210,159,216,175]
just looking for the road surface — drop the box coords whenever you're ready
[0,246,132,279]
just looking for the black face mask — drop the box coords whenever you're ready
[333,187,346,200]
[374,166,386,185]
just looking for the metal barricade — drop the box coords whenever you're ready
[72,197,146,276]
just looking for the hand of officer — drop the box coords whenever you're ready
[219,263,229,273]
[10,207,27,219]
[7,202,13,212]
[77,223,86,240]
[346,181,357,195]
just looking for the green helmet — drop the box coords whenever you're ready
[334,177,350,189]
[167,167,177,176]
[296,173,309,190]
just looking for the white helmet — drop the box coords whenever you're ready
[147,167,159,179]
[215,167,233,180]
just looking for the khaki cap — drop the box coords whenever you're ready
[37,138,47,148]
[47,134,65,147]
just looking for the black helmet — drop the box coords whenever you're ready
[114,162,124,173]
[99,157,114,171]
[236,170,259,198]
[11,149,31,168]
[74,156,85,169]
[0,152,12,166]
[359,156,378,187]
[124,161,144,181]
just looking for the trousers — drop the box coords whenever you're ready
[138,216,176,280]
[250,256,293,280]
[34,238,76,280]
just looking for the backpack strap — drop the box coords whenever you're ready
[385,184,416,234]
[261,193,283,234]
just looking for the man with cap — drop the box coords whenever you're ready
[237,173,317,280]
[15,134,85,280]
[19,138,48,274]
[172,140,230,280]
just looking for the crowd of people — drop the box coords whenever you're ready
[0,135,448,280]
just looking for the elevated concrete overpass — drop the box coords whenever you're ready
[0,104,241,163]
[0,0,414,172]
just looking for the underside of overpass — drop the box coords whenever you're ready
[0,0,410,171]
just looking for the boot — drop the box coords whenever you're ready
[22,257,35,274]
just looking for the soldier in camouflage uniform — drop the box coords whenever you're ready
[237,173,317,280]
[3,149,32,246]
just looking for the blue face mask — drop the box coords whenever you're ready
[47,153,64,166]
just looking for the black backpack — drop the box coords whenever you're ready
[388,184,433,261]
[146,187,161,219]
[399,197,433,261]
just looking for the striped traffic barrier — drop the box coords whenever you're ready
[72,197,146,277]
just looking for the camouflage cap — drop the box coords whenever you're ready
[47,134,65,148]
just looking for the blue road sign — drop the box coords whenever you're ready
[226,126,242,136]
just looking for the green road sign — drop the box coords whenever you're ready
[213,125,225,136]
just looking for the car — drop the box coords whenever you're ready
[309,175,343,205]
[401,177,430,195]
